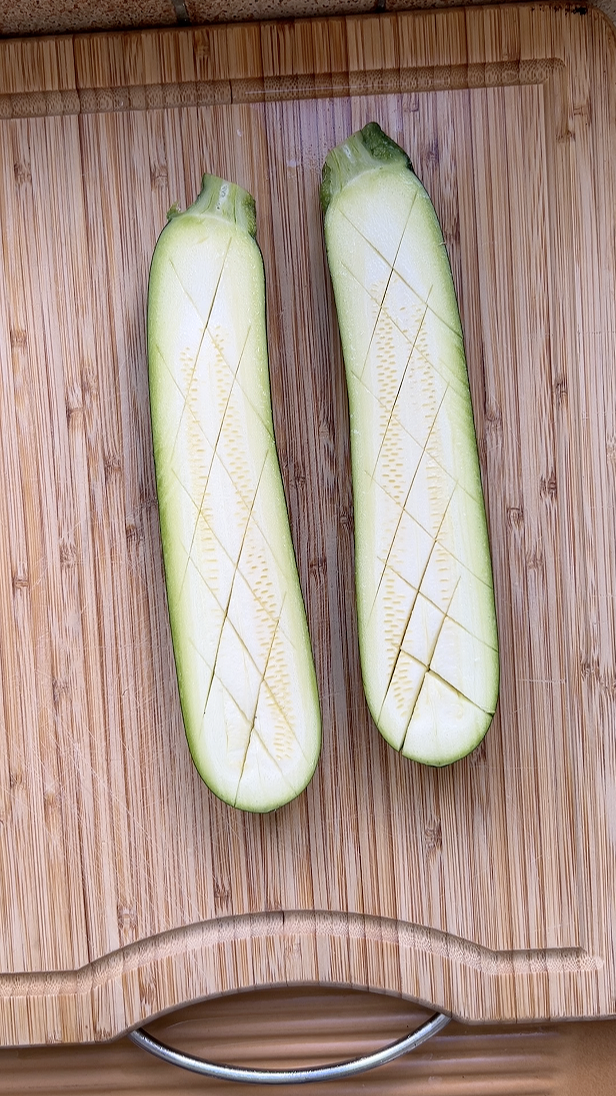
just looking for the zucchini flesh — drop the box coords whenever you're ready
[148,175,321,811]
[321,124,499,766]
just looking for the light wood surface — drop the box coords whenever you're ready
[0,3,614,1045]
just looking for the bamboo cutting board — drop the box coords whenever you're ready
[0,2,615,1046]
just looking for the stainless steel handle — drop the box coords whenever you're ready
[129,1009,450,1084]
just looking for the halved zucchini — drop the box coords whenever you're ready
[148,175,321,811]
[321,123,499,765]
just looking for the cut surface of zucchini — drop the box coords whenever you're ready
[322,123,499,766]
[148,175,321,811]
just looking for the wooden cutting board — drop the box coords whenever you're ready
[0,2,615,1047]
[6,988,616,1095]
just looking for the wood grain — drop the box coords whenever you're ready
[4,986,616,1096]
[0,3,614,1044]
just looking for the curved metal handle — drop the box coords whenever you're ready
[129,1009,450,1084]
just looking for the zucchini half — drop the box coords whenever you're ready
[148,175,321,811]
[321,124,499,766]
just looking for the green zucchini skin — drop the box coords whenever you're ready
[148,175,321,811]
[322,124,499,766]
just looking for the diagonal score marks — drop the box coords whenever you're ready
[247,724,298,795]
[208,325,273,436]
[234,596,287,804]
[367,381,450,620]
[170,245,231,336]
[421,669,493,718]
[369,288,433,481]
[261,680,313,767]
[338,249,464,343]
[350,359,440,464]
[170,463,299,653]
[187,588,301,743]
[171,319,253,492]
[378,552,461,729]
[337,193,418,385]
[165,241,271,479]
[197,452,271,734]
[166,241,231,454]
[172,464,268,619]
[374,485,457,717]
[175,321,254,600]
[165,324,267,478]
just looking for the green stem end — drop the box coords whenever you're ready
[320,122,413,213]
[168,174,257,238]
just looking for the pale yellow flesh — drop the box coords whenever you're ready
[325,167,498,765]
[149,209,320,811]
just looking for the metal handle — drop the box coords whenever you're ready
[129,1009,450,1084]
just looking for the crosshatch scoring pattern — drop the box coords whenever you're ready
[0,5,614,1043]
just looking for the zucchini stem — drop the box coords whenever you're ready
[169,174,257,238]
[320,122,413,213]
